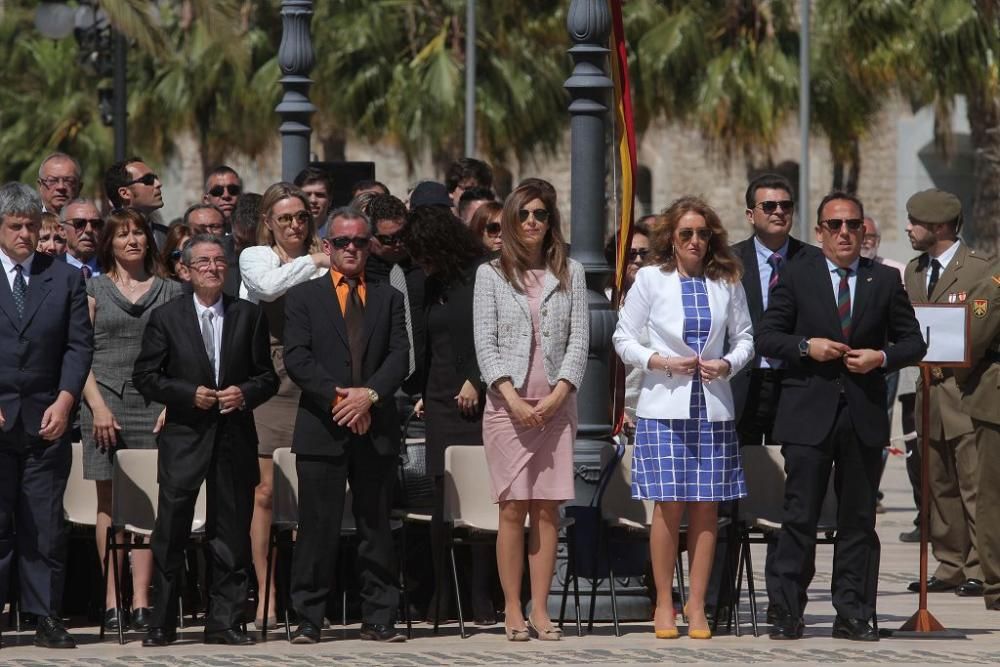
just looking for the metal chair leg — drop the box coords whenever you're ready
[449,545,466,638]
[399,524,412,639]
[114,531,126,645]
[262,528,276,641]
[608,561,621,637]
[744,539,759,638]
[675,557,687,623]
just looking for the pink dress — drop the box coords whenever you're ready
[483,270,578,502]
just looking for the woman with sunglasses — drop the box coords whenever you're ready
[613,196,753,640]
[239,182,330,630]
[161,223,193,282]
[473,181,588,641]
[470,201,503,253]
[80,208,183,632]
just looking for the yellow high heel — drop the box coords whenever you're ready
[653,607,679,639]
[683,605,712,639]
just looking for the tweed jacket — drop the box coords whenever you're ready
[473,258,589,390]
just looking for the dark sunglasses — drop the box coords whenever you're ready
[125,172,158,187]
[273,211,310,226]
[821,218,864,232]
[678,228,713,242]
[518,208,550,223]
[628,248,650,260]
[169,249,183,261]
[208,184,242,197]
[63,217,104,231]
[754,200,794,214]
[485,222,502,236]
[329,235,371,249]
[375,232,404,246]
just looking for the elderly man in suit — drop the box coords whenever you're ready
[133,234,277,647]
[284,207,410,644]
[758,191,926,641]
[0,182,93,649]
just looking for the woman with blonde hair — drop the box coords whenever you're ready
[613,196,753,639]
[473,180,588,641]
[238,182,330,629]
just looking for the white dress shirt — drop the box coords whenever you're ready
[926,240,961,291]
[193,294,225,384]
[65,252,101,277]
[238,245,327,303]
[0,249,34,290]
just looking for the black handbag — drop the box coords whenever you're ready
[396,411,435,509]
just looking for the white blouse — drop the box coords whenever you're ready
[238,245,328,303]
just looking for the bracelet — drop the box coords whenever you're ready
[721,359,732,377]
[663,356,672,378]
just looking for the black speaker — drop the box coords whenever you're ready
[308,161,376,208]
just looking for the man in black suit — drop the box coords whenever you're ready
[0,183,93,649]
[284,207,410,644]
[758,192,926,641]
[133,234,277,647]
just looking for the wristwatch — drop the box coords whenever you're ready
[366,388,380,405]
[798,338,811,358]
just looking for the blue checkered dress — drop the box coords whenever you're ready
[632,276,747,502]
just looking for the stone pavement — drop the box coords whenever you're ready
[1,454,997,666]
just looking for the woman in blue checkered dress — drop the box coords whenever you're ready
[613,197,754,639]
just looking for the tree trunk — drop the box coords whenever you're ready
[966,90,1000,255]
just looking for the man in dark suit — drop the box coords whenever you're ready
[0,182,93,649]
[758,191,926,641]
[284,207,410,644]
[133,234,277,647]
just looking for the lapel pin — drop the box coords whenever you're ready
[866,277,872,282]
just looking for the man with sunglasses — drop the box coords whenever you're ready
[104,157,167,249]
[58,199,103,277]
[202,166,242,225]
[902,189,995,599]
[758,191,925,641]
[283,207,410,644]
[37,152,83,214]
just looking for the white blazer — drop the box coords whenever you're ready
[612,266,754,421]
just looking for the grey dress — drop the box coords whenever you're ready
[81,275,183,480]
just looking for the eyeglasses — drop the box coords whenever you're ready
[628,248,650,260]
[38,176,79,189]
[273,211,310,226]
[208,184,241,198]
[678,228,713,242]
[63,217,104,232]
[485,222,502,236]
[187,257,228,270]
[821,218,864,232]
[329,236,371,249]
[125,172,158,187]
[754,200,794,214]
[518,208,550,223]
[375,232,403,246]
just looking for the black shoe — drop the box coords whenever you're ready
[204,627,255,645]
[359,622,406,642]
[956,578,985,597]
[705,605,730,628]
[289,621,321,644]
[899,527,921,543]
[33,616,76,649]
[765,604,782,625]
[103,607,128,631]
[832,615,878,641]
[142,627,177,647]
[131,607,152,631]
[768,607,804,640]
[907,576,957,593]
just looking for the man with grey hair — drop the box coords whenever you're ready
[184,203,226,237]
[37,152,82,214]
[59,198,103,277]
[0,182,93,649]
[861,216,906,278]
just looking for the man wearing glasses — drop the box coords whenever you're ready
[283,208,410,644]
[133,234,277,647]
[758,191,926,641]
[37,152,83,214]
[58,199,103,277]
[104,157,167,248]
[202,166,242,225]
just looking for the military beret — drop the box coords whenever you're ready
[906,189,962,224]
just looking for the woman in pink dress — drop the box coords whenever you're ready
[473,181,589,641]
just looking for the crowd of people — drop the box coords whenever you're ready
[1,152,998,652]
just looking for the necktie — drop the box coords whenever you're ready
[12,264,26,319]
[927,258,942,299]
[344,277,365,386]
[201,309,217,382]
[836,267,852,341]
[81,265,92,280]
[767,253,783,293]
[389,264,416,378]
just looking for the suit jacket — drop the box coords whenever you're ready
[0,252,93,434]
[613,266,754,421]
[904,242,995,439]
[729,235,820,421]
[960,263,1000,425]
[132,294,278,491]
[473,258,589,390]
[282,274,409,458]
[756,253,926,447]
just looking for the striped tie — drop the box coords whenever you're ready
[836,267,852,341]
[767,253,783,293]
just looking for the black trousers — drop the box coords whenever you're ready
[290,441,399,628]
[769,399,882,621]
[0,429,71,617]
[149,435,254,633]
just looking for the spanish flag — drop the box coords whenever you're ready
[609,0,637,436]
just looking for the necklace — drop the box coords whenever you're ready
[115,274,151,295]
